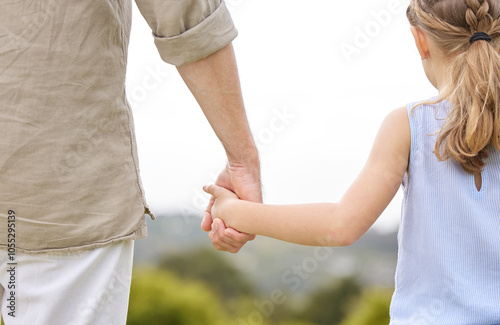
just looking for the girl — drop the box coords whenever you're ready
[204,0,500,323]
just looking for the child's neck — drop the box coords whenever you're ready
[432,58,453,98]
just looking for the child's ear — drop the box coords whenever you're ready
[411,26,430,60]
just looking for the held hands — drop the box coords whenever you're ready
[202,163,261,253]
[203,183,238,222]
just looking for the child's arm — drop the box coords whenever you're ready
[204,107,411,247]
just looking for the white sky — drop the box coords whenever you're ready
[126,0,437,233]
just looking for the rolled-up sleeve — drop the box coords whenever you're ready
[135,0,237,66]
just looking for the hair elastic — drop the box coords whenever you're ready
[469,32,492,44]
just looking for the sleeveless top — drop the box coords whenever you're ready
[390,100,500,324]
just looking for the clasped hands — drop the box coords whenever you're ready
[201,163,261,253]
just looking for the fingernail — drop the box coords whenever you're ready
[212,221,219,232]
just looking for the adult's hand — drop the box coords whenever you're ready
[202,162,261,253]
[176,43,261,252]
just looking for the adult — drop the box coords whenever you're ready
[0,0,260,324]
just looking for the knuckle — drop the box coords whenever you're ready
[233,235,248,243]
[212,243,223,251]
[209,232,219,242]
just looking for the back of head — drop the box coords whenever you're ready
[407,0,500,174]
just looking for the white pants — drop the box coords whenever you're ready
[0,240,134,325]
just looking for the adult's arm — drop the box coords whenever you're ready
[135,0,261,252]
[177,43,261,252]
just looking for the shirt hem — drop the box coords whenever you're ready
[0,223,148,254]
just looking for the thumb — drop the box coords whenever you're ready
[203,184,224,198]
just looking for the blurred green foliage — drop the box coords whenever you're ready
[0,246,393,324]
[339,288,393,325]
[127,268,318,325]
[297,276,362,325]
[159,248,255,300]
[127,268,231,325]
[128,249,393,325]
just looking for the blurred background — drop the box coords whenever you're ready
[125,0,436,324]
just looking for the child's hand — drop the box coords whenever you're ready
[203,184,254,253]
[203,184,239,222]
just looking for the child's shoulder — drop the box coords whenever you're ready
[377,106,411,150]
[382,106,409,129]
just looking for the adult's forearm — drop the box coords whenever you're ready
[176,43,258,165]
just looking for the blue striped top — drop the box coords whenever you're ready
[389,100,500,324]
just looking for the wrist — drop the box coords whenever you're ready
[226,144,259,166]
[224,200,259,234]
[219,198,238,227]
[227,147,259,170]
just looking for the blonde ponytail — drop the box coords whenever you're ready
[408,0,500,174]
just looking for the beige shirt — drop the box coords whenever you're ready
[0,0,237,252]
